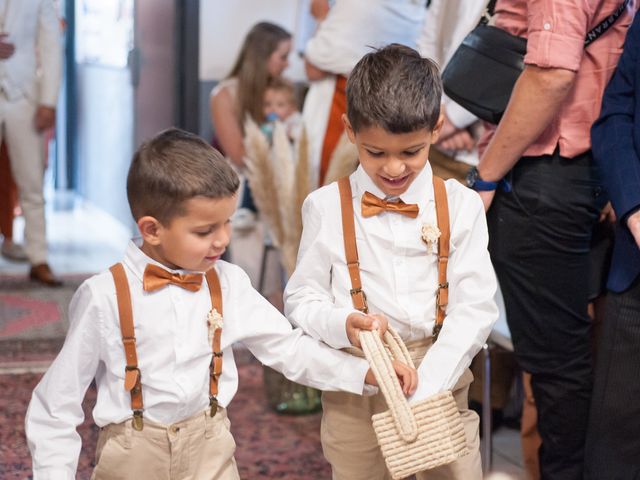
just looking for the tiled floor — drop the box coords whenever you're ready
[0,195,526,479]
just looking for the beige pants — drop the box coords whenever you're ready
[0,95,47,264]
[321,342,482,480]
[91,409,239,480]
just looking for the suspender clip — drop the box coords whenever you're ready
[432,323,443,342]
[132,410,144,431]
[209,396,219,417]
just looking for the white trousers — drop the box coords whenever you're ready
[0,94,47,264]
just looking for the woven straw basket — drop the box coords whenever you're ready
[360,328,469,479]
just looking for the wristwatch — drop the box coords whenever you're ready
[466,166,499,191]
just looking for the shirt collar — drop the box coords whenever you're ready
[352,162,434,213]
[122,239,203,284]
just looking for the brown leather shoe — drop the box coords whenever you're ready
[29,263,63,287]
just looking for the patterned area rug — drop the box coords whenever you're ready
[0,274,88,346]
[0,361,331,479]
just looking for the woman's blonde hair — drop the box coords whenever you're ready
[228,22,291,124]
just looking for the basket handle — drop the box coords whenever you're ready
[360,326,418,443]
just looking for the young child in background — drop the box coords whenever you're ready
[262,77,304,143]
[284,44,498,479]
[25,128,416,480]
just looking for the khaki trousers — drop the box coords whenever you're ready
[321,342,482,480]
[0,95,48,264]
[91,409,239,480]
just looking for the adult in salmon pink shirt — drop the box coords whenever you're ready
[472,1,639,478]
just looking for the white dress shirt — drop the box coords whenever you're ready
[284,164,498,401]
[0,0,61,105]
[25,241,370,480]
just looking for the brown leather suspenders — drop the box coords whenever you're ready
[109,264,224,430]
[337,176,450,340]
[205,269,224,418]
[109,263,145,430]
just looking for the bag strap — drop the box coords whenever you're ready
[360,328,419,442]
[205,268,224,417]
[110,263,145,431]
[584,0,631,47]
[433,176,450,341]
[481,0,630,47]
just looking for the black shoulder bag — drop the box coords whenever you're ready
[441,0,631,124]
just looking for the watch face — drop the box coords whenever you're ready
[466,167,478,188]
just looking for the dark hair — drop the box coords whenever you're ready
[228,22,292,123]
[346,43,442,134]
[127,128,240,224]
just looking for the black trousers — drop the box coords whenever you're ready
[487,150,605,480]
[585,276,640,480]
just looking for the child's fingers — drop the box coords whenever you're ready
[368,314,388,336]
[394,362,418,396]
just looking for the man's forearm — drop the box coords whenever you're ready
[478,65,576,181]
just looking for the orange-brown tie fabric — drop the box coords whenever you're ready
[361,191,420,219]
[142,264,203,292]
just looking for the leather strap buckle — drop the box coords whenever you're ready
[349,287,368,313]
[436,282,449,308]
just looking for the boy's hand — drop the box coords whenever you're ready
[364,360,418,396]
[346,312,388,348]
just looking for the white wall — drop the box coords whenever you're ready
[199,0,315,82]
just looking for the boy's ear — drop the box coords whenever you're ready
[431,112,445,144]
[342,114,356,144]
[137,216,163,246]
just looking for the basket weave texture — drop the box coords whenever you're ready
[360,328,469,479]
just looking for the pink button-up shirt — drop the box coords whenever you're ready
[483,0,637,159]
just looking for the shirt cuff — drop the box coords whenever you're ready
[33,467,76,480]
[445,97,478,128]
[336,355,372,395]
[525,31,583,72]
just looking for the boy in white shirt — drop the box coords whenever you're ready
[284,44,498,479]
[24,128,417,480]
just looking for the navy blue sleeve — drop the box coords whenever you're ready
[591,13,640,223]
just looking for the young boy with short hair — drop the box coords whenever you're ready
[284,44,498,479]
[25,128,416,480]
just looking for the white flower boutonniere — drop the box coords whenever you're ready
[421,223,441,254]
[207,308,224,343]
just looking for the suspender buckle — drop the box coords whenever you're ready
[436,282,449,308]
[349,287,369,314]
[132,410,144,431]
[209,396,219,417]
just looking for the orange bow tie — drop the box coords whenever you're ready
[143,264,203,293]
[361,191,419,218]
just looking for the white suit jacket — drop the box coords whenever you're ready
[0,0,62,106]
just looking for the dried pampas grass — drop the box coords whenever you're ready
[243,118,312,277]
[323,130,359,186]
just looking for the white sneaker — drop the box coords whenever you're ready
[1,239,28,262]
[232,208,257,232]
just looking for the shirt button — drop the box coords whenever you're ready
[543,22,552,30]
